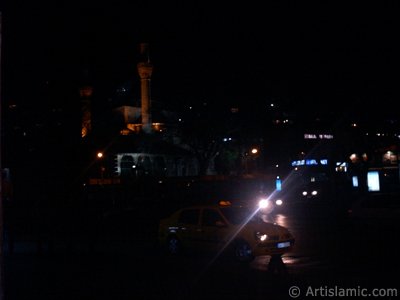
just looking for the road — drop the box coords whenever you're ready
[4,203,400,300]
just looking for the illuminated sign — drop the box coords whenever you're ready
[306,159,317,165]
[304,134,334,139]
[367,171,380,192]
[291,159,329,167]
[352,176,359,187]
[276,177,282,191]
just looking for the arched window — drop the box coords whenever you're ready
[137,155,152,176]
[120,155,135,178]
[154,156,167,176]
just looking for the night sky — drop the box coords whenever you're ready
[2,1,399,115]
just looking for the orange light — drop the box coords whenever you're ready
[219,200,231,206]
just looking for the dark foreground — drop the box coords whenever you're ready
[3,203,400,300]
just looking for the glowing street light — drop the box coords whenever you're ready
[96,152,105,179]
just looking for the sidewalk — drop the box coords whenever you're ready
[3,232,159,300]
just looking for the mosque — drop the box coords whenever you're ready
[79,43,199,181]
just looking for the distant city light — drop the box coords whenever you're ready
[352,176,359,187]
[291,159,329,167]
[97,152,103,158]
[349,153,358,163]
[383,151,397,164]
[306,159,318,165]
[319,134,333,139]
[367,171,380,192]
[291,160,305,166]
[304,133,333,139]
[276,177,282,191]
[335,162,348,172]
[304,134,317,139]
[251,148,258,154]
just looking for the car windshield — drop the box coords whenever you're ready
[220,206,259,225]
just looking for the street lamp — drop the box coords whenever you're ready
[96,152,105,179]
[243,147,260,174]
[251,148,258,155]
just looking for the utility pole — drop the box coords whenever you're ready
[0,11,4,300]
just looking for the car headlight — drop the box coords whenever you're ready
[258,198,270,209]
[255,231,268,242]
[275,199,283,206]
[302,191,308,196]
[311,190,318,196]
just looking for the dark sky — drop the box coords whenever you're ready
[2,1,399,114]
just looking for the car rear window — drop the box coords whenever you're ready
[202,209,225,226]
[220,207,257,225]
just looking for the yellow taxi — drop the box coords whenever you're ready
[158,201,295,262]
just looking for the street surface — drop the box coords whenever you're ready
[4,202,400,299]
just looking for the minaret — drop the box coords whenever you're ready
[137,43,153,133]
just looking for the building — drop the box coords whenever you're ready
[81,43,199,182]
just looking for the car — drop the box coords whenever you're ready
[256,194,285,214]
[158,201,295,262]
[288,181,334,205]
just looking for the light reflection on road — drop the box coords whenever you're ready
[271,213,289,228]
[250,210,338,272]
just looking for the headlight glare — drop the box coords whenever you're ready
[255,231,268,242]
[258,199,270,209]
